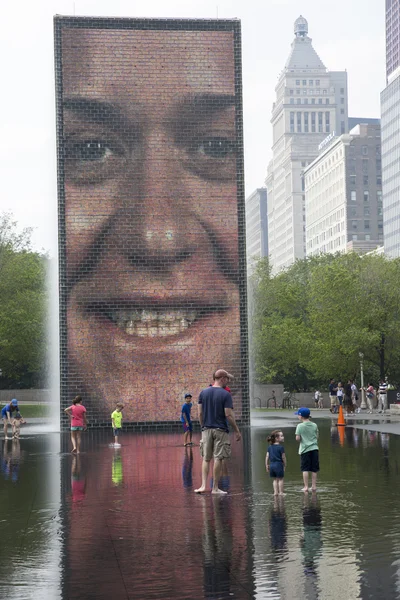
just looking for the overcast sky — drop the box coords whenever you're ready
[0,0,385,255]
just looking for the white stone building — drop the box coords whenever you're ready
[305,122,383,256]
[266,15,348,273]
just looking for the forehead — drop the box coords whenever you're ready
[61,28,235,98]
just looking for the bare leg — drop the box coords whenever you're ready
[195,459,210,493]
[311,472,317,491]
[273,479,279,496]
[302,472,309,492]
[71,431,77,453]
[212,458,227,495]
[189,429,193,444]
[76,431,82,454]
[184,430,189,446]
[114,434,119,445]
[278,478,285,495]
[3,419,10,440]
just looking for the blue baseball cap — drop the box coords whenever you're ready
[11,399,18,406]
[295,407,310,418]
[184,393,192,399]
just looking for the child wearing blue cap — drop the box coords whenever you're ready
[2,399,20,440]
[181,394,193,447]
[295,408,319,492]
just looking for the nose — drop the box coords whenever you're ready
[112,127,204,268]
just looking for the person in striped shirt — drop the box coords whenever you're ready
[378,379,388,414]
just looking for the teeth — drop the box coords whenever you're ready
[112,309,197,337]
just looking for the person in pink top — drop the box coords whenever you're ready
[64,395,87,454]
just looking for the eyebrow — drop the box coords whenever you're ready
[63,93,236,126]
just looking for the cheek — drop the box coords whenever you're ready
[65,185,118,265]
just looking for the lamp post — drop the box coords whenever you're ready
[359,352,366,410]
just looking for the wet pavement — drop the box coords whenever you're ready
[1,420,400,599]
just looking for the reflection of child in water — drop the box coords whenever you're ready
[12,412,26,439]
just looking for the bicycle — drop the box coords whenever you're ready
[283,391,298,410]
[267,395,278,409]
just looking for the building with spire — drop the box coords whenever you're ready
[266,16,348,273]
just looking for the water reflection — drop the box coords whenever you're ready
[301,494,322,597]
[1,439,22,483]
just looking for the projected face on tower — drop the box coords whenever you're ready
[60,26,242,421]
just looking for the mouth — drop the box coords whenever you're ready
[85,303,227,338]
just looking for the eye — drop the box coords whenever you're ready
[195,137,236,159]
[65,140,114,162]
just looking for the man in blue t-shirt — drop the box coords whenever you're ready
[195,369,241,495]
[181,393,193,447]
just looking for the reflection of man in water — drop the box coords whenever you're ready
[60,26,242,422]
[182,446,193,489]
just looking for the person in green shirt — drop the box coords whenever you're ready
[111,403,124,448]
[295,408,319,493]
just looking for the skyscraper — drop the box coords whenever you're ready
[266,16,348,273]
[245,187,268,275]
[381,0,400,257]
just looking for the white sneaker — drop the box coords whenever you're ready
[4,437,10,440]
[113,443,121,448]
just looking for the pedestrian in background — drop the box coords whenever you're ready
[329,379,338,414]
[378,379,388,414]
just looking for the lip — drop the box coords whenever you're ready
[72,288,233,351]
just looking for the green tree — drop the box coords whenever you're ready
[0,213,48,387]
[252,253,400,389]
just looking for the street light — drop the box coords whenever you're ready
[359,352,366,410]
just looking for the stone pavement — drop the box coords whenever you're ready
[251,408,400,435]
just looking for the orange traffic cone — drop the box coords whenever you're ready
[337,404,346,427]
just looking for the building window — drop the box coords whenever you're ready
[311,98,315,104]
[351,190,357,202]
[323,89,327,94]
[304,98,308,104]
[378,222,383,229]
[364,191,369,202]
[289,89,294,95]
[302,79,307,85]
[318,98,323,104]
[296,80,300,85]
[309,79,314,85]
[303,89,307,95]
[377,176,382,185]
[341,97,344,104]
[365,234,371,240]
[326,99,329,104]
[364,220,370,229]
[296,89,301,94]
[377,190,383,203]
[350,207,357,217]
[290,98,295,104]
[316,79,320,85]
[315,89,320,95]
[350,175,356,185]
[311,112,316,132]
[362,159,369,173]
[376,159,382,171]
[297,98,301,104]
[318,112,323,133]
[290,125,295,133]
[378,206,383,216]
[340,87,345,94]
[362,145,368,156]
[341,121,345,134]
[352,221,357,229]
[352,234,358,241]
[304,111,309,133]
[349,160,356,175]
[297,112,302,132]
[364,206,370,216]
[376,145,381,156]
[363,175,369,186]
[341,108,344,114]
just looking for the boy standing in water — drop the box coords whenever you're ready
[111,403,124,448]
[295,408,319,493]
[181,394,193,446]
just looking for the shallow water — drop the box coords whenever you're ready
[0,422,399,599]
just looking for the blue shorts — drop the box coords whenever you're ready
[301,450,319,473]
[269,462,284,478]
[182,422,193,433]
[113,428,122,436]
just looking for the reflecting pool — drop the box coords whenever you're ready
[1,420,400,599]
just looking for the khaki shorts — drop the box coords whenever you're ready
[330,395,338,407]
[200,428,231,461]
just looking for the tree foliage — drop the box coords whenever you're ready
[0,213,48,387]
[251,253,400,390]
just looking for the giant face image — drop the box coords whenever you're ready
[59,24,243,422]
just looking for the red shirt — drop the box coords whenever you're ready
[70,404,86,427]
